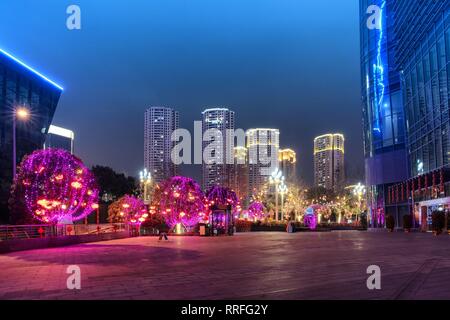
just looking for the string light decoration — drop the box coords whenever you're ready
[108,195,148,224]
[248,201,265,221]
[156,176,205,228]
[206,186,239,211]
[14,149,99,224]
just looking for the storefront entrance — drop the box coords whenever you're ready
[416,197,450,232]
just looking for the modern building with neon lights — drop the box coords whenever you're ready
[279,148,297,184]
[0,49,63,223]
[360,0,450,229]
[313,134,345,192]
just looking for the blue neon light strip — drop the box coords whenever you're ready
[372,0,386,134]
[0,48,64,91]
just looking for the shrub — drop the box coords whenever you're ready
[402,214,412,231]
[385,214,395,231]
[360,212,368,230]
[235,220,252,232]
[432,211,445,234]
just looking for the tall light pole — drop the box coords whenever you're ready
[12,107,30,180]
[139,168,152,205]
[353,182,366,221]
[278,182,288,221]
[269,169,284,222]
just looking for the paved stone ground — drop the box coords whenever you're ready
[1,231,450,300]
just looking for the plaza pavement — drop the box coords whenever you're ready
[1,231,450,300]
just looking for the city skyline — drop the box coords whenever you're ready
[0,0,363,185]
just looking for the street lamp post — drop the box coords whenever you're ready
[269,169,284,222]
[139,169,152,205]
[278,182,288,221]
[12,107,30,180]
[353,183,366,221]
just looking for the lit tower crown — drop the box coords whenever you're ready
[278,148,297,183]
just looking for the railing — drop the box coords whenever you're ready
[0,223,128,241]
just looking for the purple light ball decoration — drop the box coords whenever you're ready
[248,201,265,221]
[206,186,239,209]
[304,205,320,230]
[117,195,148,225]
[17,148,99,224]
[158,176,205,229]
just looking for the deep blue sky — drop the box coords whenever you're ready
[0,0,363,185]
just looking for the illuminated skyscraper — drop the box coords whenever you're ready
[314,134,345,191]
[360,0,408,227]
[230,146,249,204]
[202,108,235,191]
[246,128,279,198]
[144,106,179,184]
[279,148,297,184]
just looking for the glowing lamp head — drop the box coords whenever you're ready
[91,203,99,209]
[16,107,30,120]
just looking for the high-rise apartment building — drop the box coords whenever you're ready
[246,128,280,198]
[314,134,345,191]
[0,48,63,223]
[144,107,179,184]
[230,146,249,204]
[279,148,297,184]
[202,108,235,191]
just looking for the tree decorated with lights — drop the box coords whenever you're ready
[11,149,99,224]
[108,194,148,224]
[247,201,265,221]
[154,176,205,229]
[206,186,240,215]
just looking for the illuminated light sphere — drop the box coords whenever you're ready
[248,201,266,221]
[304,205,321,230]
[15,148,99,224]
[206,186,239,220]
[206,186,239,208]
[156,176,205,228]
[108,195,147,225]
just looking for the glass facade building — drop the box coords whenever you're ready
[361,0,450,228]
[0,49,62,223]
[360,0,409,227]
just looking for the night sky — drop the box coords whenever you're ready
[0,0,363,185]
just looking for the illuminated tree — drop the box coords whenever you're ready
[108,194,148,224]
[206,186,240,215]
[10,149,99,224]
[154,176,205,229]
[248,201,265,221]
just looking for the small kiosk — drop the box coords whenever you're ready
[209,204,235,236]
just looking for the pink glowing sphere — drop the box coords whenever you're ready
[158,176,205,228]
[17,149,99,224]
